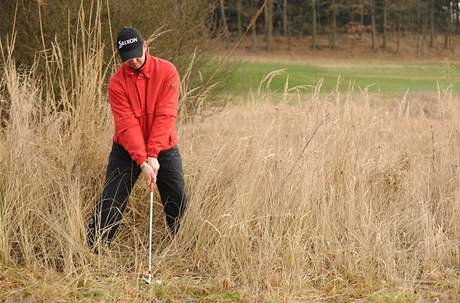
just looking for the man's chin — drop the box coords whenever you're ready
[127,64,141,69]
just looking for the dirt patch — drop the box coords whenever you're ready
[211,34,460,65]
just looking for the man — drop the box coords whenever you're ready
[87,27,187,247]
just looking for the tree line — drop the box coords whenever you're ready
[214,0,460,52]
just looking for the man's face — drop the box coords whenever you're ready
[125,43,147,69]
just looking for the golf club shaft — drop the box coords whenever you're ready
[148,191,153,281]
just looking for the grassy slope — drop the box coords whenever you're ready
[222,60,460,96]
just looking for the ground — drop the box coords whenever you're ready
[1,265,458,302]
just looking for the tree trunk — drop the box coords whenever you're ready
[457,0,460,34]
[264,1,268,42]
[311,0,317,49]
[382,0,387,50]
[219,0,229,42]
[331,0,337,49]
[370,0,376,50]
[416,9,420,36]
[251,25,257,51]
[417,34,421,57]
[251,1,257,51]
[396,12,401,53]
[283,0,288,36]
[422,6,427,51]
[402,10,407,38]
[236,0,242,38]
[267,0,273,51]
[284,0,289,47]
[430,0,435,48]
[317,0,321,33]
[445,0,451,49]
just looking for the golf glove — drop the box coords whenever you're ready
[140,162,156,191]
[148,157,160,177]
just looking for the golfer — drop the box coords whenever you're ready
[87,27,187,247]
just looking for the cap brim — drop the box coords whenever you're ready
[119,46,143,62]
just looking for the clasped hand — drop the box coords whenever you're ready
[141,157,160,192]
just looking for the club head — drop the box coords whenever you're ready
[143,276,151,284]
[142,274,161,286]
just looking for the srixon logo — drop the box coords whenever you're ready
[118,37,138,49]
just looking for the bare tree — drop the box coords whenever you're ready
[422,2,427,50]
[456,0,460,34]
[236,0,242,37]
[251,0,258,51]
[267,0,273,51]
[311,0,317,49]
[396,5,402,52]
[210,0,458,54]
[370,0,376,50]
[330,0,338,48]
[430,0,435,48]
[284,0,289,37]
[382,0,387,50]
[219,0,230,42]
[444,0,451,49]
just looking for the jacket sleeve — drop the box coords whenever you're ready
[109,83,148,165]
[146,65,180,158]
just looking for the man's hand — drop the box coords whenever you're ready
[140,162,156,192]
[148,157,160,176]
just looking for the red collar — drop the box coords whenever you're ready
[123,53,154,78]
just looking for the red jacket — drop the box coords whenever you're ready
[108,54,179,165]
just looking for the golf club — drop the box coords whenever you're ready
[143,191,161,285]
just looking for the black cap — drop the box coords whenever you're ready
[116,27,144,62]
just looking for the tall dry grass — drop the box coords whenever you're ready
[0,3,111,273]
[174,90,460,298]
[0,10,459,303]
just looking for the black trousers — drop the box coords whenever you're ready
[87,143,187,246]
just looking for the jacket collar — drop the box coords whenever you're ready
[123,53,154,78]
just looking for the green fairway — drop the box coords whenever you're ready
[221,59,460,96]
